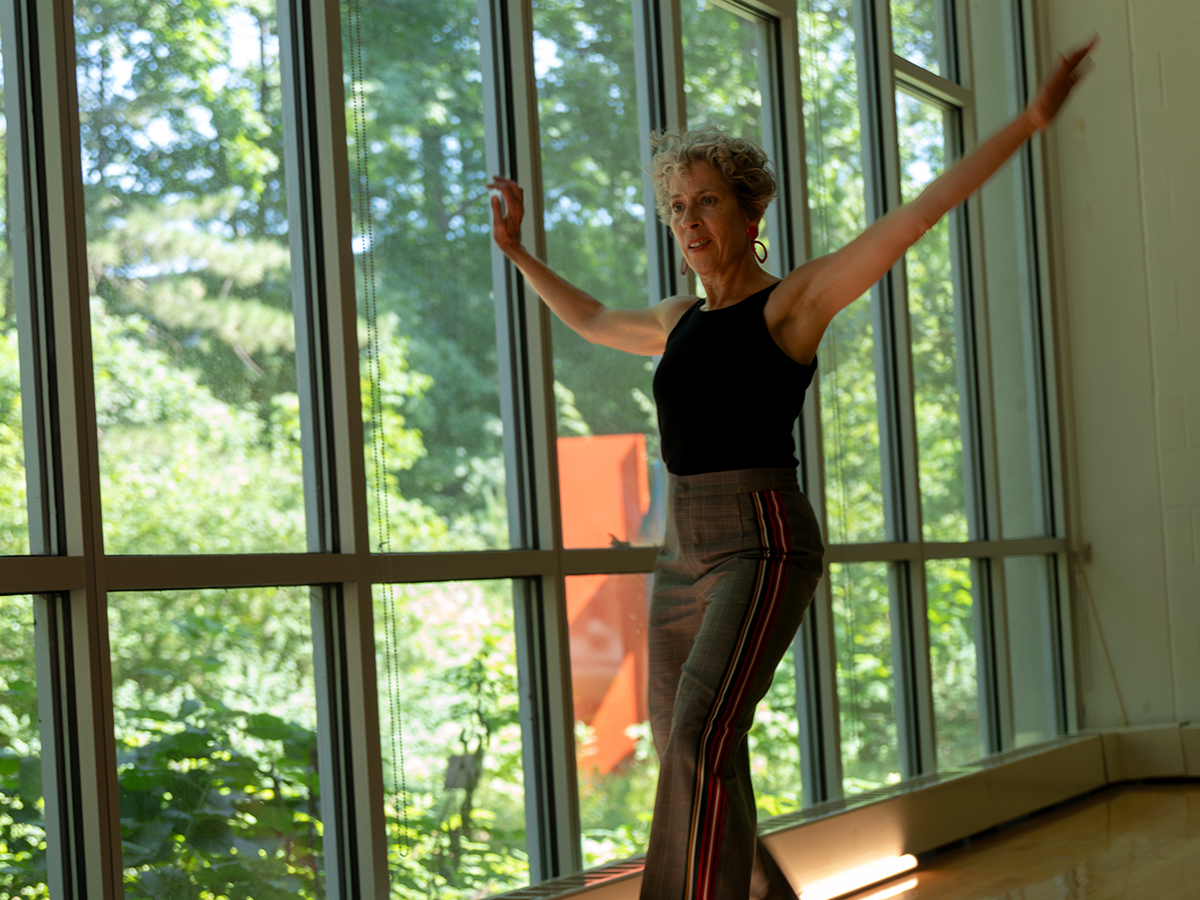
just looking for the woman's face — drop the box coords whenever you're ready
[669,162,755,280]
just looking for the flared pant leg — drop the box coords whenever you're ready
[639,470,823,900]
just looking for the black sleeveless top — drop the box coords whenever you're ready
[652,285,817,475]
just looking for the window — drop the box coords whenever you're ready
[1,0,1068,895]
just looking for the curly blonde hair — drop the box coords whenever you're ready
[650,125,777,224]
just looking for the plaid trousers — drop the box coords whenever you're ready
[640,468,823,900]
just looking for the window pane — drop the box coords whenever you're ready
[111,588,321,897]
[831,562,899,794]
[345,2,510,552]
[0,597,44,897]
[926,559,982,768]
[568,573,655,867]
[534,0,661,549]
[969,2,1052,539]
[897,93,969,542]
[1004,556,1059,747]
[76,1,305,554]
[801,0,886,544]
[890,0,946,76]
[376,581,526,896]
[681,2,774,274]
[751,644,804,817]
[681,2,762,136]
[0,51,28,555]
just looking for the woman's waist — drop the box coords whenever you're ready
[667,466,800,497]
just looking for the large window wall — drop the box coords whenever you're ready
[0,0,1067,897]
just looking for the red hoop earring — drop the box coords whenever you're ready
[679,255,688,276]
[748,224,767,264]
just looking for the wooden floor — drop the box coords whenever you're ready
[848,782,1200,900]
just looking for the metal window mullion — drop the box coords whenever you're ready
[2,0,123,892]
[278,0,386,893]
[983,556,1015,751]
[481,0,580,880]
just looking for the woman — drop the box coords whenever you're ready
[488,37,1095,900]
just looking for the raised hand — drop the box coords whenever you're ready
[1028,35,1098,130]
[487,175,525,254]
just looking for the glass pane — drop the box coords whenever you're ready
[801,0,886,544]
[681,2,772,274]
[568,573,655,867]
[76,1,305,554]
[969,3,1051,539]
[0,597,44,897]
[344,1,510,552]
[376,581,526,896]
[111,588,321,897]
[926,559,982,768]
[682,2,762,137]
[897,93,969,542]
[831,562,899,794]
[1004,556,1059,747]
[533,0,661,549]
[751,644,804,818]
[891,0,946,76]
[0,42,29,555]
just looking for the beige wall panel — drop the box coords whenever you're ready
[1100,724,1186,780]
[1124,1,1200,726]
[1182,725,1200,776]
[1042,0,1191,727]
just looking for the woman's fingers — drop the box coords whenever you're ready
[1029,35,1097,128]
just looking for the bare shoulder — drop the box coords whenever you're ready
[653,294,700,338]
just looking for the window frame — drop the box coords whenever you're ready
[0,0,1073,895]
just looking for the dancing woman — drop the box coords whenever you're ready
[488,36,1095,900]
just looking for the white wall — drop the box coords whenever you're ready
[1039,0,1200,727]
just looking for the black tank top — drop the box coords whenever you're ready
[652,285,817,475]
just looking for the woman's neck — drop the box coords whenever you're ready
[698,264,778,309]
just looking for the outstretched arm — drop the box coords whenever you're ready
[488,176,679,356]
[771,37,1097,357]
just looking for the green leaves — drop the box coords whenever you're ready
[116,696,321,900]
